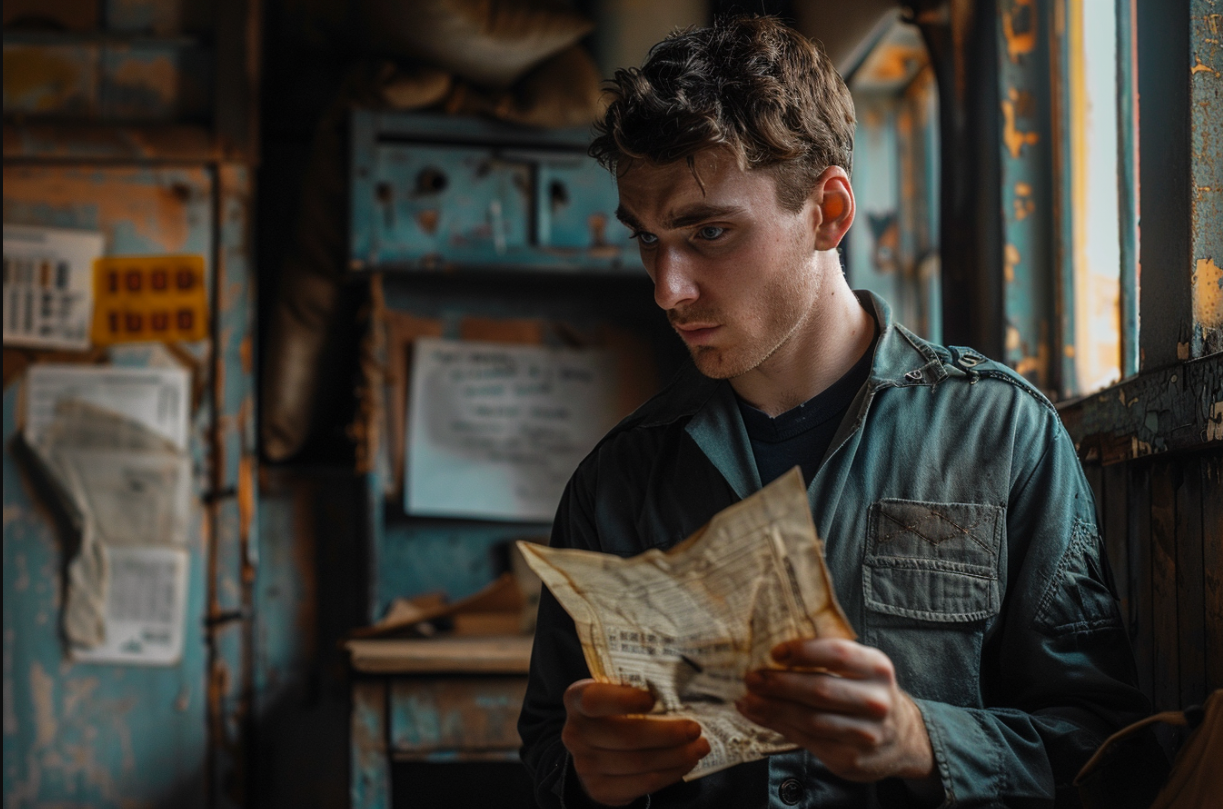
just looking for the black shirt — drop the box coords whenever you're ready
[736,336,876,487]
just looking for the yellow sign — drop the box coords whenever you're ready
[92,255,208,345]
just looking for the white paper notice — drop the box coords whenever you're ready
[3,225,104,350]
[407,337,619,522]
[73,545,190,666]
[24,363,191,451]
[22,364,193,665]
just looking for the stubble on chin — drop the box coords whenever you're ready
[688,343,751,380]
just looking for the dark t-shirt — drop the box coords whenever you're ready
[736,336,876,487]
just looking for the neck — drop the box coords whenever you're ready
[730,266,875,417]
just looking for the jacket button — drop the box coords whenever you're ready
[779,777,803,805]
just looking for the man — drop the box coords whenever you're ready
[519,16,1148,809]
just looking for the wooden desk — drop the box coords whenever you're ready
[347,636,534,809]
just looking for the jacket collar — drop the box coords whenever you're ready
[861,291,949,390]
[670,290,946,499]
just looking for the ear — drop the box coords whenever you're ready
[810,167,854,251]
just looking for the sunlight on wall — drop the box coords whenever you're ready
[1071,0,1123,393]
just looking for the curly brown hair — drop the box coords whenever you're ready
[590,16,855,213]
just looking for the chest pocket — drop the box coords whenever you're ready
[863,499,1005,622]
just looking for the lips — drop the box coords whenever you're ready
[673,322,721,345]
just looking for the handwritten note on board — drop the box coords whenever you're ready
[406,337,620,522]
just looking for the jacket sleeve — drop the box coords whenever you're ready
[914,405,1154,808]
[518,472,617,809]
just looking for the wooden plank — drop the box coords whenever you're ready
[1056,353,1223,465]
[1084,464,1104,519]
[1176,455,1206,706]
[1128,462,1154,701]
[1150,461,1180,710]
[1102,463,1130,626]
[346,636,534,675]
[1202,455,1223,694]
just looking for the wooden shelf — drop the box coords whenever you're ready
[346,635,534,675]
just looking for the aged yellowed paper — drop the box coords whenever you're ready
[518,467,853,779]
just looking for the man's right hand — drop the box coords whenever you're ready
[562,679,711,807]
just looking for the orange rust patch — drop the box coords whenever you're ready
[458,317,545,345]
[240,335,252,375]
[2,165,208,252]
[1002,0,1038,63]
[1002,88,1040,158]
[1193,257,1223,328]
[1005,243,1021,283]
[416,210,440,235]
[109,53,178,105]
[1013,183,1036,221]
[2,46,94,112]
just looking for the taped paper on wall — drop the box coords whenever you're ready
[3,225,104,351]
[72,546,189,665]
[518,469,854,779]
[406,337,619,521]
[24,363,190,450]
[23,364,192,665]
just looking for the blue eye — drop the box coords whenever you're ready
[697,226,725,240]
[633,232,658,246]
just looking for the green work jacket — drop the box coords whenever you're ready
[519,292,1150,808]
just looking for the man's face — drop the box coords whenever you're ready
[615,149,823,380]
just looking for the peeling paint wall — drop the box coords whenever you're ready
[997,0,1056,394]
[1190,3,1222,358]
[2,167,213,809]
[847,19,942,343]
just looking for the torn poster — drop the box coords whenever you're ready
[518,469,855,779]
[3,225,104,351]
[74,546,189,665]
[406,337,619,521]
[23,365,192,665]
[24,363,190,450]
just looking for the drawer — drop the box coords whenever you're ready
[368,144,533,267]
[349,111,642,273]
[389,677,528,757]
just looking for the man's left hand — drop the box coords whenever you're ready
[735,638,936,783]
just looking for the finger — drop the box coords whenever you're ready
[771,638,894,681]
[580,763,704,806]
[573,737,711,777]
[566,714,702,752]
[736,694,885,749]
[565,680,656,718]
[744,669,891,719]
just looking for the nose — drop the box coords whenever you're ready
[649,246,699,311]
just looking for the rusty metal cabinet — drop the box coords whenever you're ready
[349,110,639,274]
[347,637,534,809]
[341,111,679,809]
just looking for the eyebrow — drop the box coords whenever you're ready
[614,204,746,232]
[614,206,643,231]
